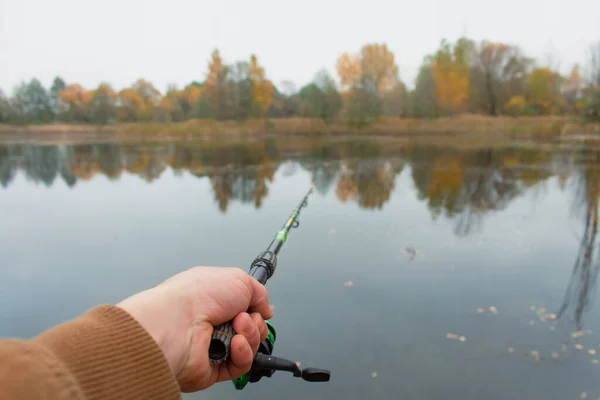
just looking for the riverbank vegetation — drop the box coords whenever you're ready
[1,37,599,133]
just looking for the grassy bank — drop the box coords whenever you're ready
[1,115,599,143]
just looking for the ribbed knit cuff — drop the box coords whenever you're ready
[34,304,181,400]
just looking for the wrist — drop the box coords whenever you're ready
[117,287,189,376]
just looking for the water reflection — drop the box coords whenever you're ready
[0,139,589,219]
[557,148,600,330]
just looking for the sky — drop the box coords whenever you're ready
[1,0,599,94]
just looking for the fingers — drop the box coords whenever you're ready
[226,312,268,380]
[227,334,254,378]
[232,312,261,354]
[251,312,268,342]
[245,275,274,320]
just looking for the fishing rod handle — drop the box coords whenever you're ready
[208,252,277,364]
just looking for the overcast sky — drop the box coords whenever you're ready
[1,0,599,94]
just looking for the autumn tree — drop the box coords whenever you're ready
[562,65,585,113]
[204,49,231,120]
[248,55,273,117]
[129,79,161,121]
[116,88,146,122]
[430,38,474,115]
[58,83,92,122]
[157,83,204,121]
[87,83,117,124]
[336,43,402,122]
[157,85,184,122]
[470,41,530,115]
[526,67,566,115]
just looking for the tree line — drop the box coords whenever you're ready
[1,37,599,126]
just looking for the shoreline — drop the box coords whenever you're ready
[1,115,598,146]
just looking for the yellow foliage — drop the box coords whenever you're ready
[249,54,273,116]
[336,52,362,92]
[503,96,528,116]
[118,88,148,121]
[431,61,469,115]
[185,85,202,105]
[527,67,565,115]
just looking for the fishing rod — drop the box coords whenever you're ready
[208,182,331,390]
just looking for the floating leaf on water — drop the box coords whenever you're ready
[531,350,540,361]
[591,359,600,364]
[489,306,498,314]
[575,344,584,350]
[573,331,584,338]
[529,320,536,326]
[477,308,485,314]
[508,347,515,353]
[540,315,548,321]
[551,352,560,359]
[529,305,536,311]
[400,247,418,259]
[328,228,336,234]
[343,281,354,287]
[459,336,466,342]
[371,372,377,378]
[589,349,597,355]
[446,333,459,340]
[536,308,547,316]
[580,392,587,400]
[548,313,557,320]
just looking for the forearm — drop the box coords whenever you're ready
[0,305,180,400]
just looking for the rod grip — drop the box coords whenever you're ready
[209,321,235,364]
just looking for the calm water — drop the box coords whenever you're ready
[1,137,600,399]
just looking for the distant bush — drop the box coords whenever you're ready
[503,96,529,117]
[582,88,600,122]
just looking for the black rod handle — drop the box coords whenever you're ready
[209,322,235,364]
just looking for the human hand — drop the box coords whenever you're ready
[117,266,273,392]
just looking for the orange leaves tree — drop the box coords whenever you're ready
[336,43,402,123]
[58,84,93,122]
[204,50,273,120]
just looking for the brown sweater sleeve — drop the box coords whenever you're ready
[0,305,181,400]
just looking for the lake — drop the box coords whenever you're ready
[1,136,600,399]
